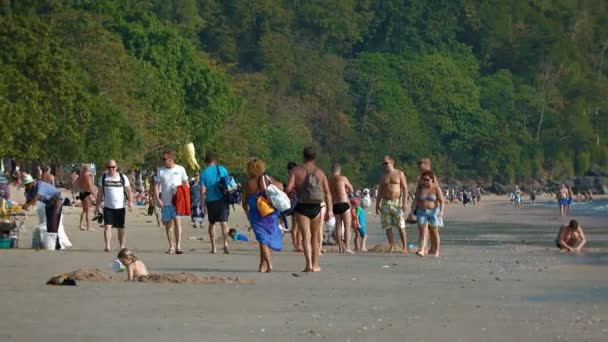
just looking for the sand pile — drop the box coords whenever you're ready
[369,244,393,253]
[68,268,113,281]
[137,273,254,285]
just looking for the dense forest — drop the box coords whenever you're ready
[1,0,607,185]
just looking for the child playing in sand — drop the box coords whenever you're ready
[229,228,250,242]
[350,197,367,252]
[117,248,148,280]
[556,219,587,254]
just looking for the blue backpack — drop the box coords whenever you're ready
[216,166,241,205]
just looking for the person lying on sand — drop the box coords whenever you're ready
[229,228,249,242]
[117,248,148,280]
[556,219,587,254]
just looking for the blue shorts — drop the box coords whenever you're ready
[415,208,441,227]
[161,205,178,222]
[559,199,568,206]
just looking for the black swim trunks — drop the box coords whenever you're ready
[294,203,322,219]
[79,192,91,200]
[333,202,350,215]
[206,198,229,223]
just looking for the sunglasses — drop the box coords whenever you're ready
[382,162,390,166]
[108,166,116,169]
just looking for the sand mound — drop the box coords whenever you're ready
[68,268,113,281]
[368,244,394,253]
[137,273,254,285]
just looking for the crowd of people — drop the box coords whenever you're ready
[1,145,590,276]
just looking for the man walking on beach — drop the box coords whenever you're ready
[156,150,189,254]
[376,155,408,253]
[286,147,333,272]
[329,163,354,254]
[200,153,231,254]
[95,160,132,252]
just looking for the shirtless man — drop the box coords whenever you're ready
[40,166,55,185]
[76,165,96,231]
[556,219,586,254]
[286,147,333,272]
[329,163,354,254]
[376,155,408,253]
[556,184,569,217]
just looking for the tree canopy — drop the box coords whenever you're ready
[1,0,607,185]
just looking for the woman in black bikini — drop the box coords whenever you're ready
[77,165,96,231]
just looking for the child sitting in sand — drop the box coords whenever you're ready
[556,220,587,254]
[229,228,250,242]
[117,248,148,280]
[350,197,368,252]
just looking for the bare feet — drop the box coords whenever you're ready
[431,253,440,258]
[104,247,110,252]
[361,247,368,252]
[389,245,398,253]
[210,248,216,254]
[345,249,355,255]
[223,246,230,254]
[312,266,321,272]
[79,227,86,231]
[400,248,409,254]
[166,248,175,254]
[302,267,313,272]
[415,250,425,257]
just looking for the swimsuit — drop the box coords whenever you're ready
[380,199,405,230]
[79,192,91,200]
[559,198,568,206]
[294,203,321,219]
[333,202,350,215]
[418,193,437,201]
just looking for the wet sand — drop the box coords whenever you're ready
[0,197,606,341]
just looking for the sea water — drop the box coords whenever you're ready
[533,199,608,217]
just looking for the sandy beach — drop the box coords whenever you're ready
[1,196,606,342]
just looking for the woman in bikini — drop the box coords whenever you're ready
[413,170,445,257]
[76,165,96,231]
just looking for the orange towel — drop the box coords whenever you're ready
[173,184,191,216]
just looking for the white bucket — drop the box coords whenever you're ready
[42,232,57,250]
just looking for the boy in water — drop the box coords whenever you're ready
[556,219,587,254]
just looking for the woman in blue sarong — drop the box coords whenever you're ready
[242,158,283,273]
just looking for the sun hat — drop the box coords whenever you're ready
[22,174,34,185]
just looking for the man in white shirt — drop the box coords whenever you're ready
[95,160,132,252]
[156,150,189,254]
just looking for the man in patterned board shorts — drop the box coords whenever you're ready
[376,155,408,253]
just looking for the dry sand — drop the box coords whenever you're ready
[0,196,606,342]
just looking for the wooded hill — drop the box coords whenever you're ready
[1,0,607,185]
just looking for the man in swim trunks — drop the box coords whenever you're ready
[329,163,355,254]
[376,155,408,253]
[556,219,586,254]
[286,147,333,272]
[556,184,569,217]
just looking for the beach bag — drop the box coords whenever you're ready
[216,166,241,205]
[299,166,324,204]
[262,176,291,213]
[256,194,275,217]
